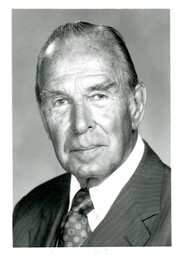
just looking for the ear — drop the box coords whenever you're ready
[129,82,147,130]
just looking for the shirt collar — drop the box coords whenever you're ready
[69,135,144,219]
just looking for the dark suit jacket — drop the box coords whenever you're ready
[13,142,171,247]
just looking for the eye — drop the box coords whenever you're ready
[54,98,68,107]
[88,93,109,107]
[92,94,108,100]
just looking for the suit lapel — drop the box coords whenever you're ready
[84,142,163,247]
[84,186,151,246]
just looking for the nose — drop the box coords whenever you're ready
[72,102,95,134]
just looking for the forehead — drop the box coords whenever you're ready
[39,40,121,90]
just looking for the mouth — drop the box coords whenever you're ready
[70,145,104,161]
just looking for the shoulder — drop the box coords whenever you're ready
[141,141,171,245]
[142,140,170,173]
[13,173,71,224]
[142,140,171,219]
[142,140,171,189]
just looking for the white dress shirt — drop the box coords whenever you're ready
[69,135,144,231]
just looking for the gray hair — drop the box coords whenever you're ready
[35,21,138,105]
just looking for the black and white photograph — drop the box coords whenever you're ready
[12,9,171,248]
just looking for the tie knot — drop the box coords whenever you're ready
[70,188,94,215]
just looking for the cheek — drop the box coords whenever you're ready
[103,100,133,151]
[44,111,71,151]
[113,97,132,127]
[94,98,131,134]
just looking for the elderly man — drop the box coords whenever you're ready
[13,21,171,247]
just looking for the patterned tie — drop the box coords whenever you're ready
[56,188,94,247]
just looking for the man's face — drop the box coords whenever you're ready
[39,43,135,187]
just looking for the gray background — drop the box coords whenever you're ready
[13,9,170,206]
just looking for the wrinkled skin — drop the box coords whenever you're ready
[39,42,145,188]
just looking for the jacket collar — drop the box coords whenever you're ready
[128,141,162,220]
[84,142,163,246]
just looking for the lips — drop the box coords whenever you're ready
[70,145,104,161]
[70,144,105,153]
[70,146,100,152]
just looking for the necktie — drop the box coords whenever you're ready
[56,188,94,247]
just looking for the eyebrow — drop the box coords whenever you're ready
[40,89,66,100]
[86,79,117,92]
[40,79,117,101]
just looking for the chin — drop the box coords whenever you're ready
[75,165,108,180]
